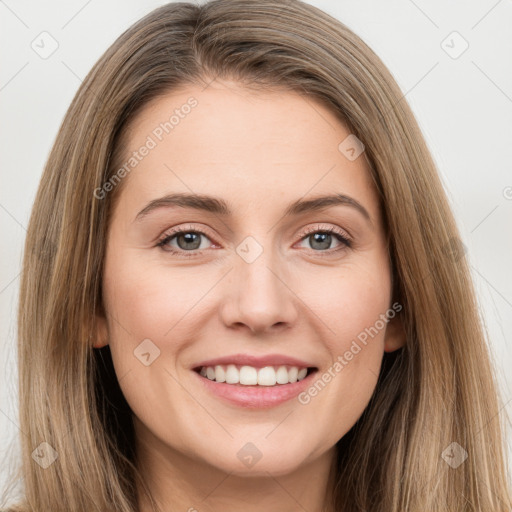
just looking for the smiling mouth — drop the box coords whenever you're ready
[193,364,318,387]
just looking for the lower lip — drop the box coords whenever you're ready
[192,369,318,408]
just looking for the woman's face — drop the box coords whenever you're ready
[95,80,405,478]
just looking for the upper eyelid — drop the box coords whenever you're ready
[300,224,351,238]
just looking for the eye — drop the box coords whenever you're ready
[296,225,352,255]
[156,223,352,259]
[156,225,215,258]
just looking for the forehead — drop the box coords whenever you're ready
[114,80,379,224]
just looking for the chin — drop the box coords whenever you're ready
[197,441,313,477]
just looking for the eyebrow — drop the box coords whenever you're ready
[133,192,372,225]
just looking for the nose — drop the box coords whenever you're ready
[219,243,299,335]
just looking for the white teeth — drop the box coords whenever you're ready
[257,366,276,386]
[239,366,258,385]
[276,366,289,384]
[214,365,226,382]
[197,364,312,386]
[225,364,239,384]
[297,368,308,380]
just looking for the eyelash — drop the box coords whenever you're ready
[156,224,352,259]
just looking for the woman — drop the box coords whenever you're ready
[2,0,511,510]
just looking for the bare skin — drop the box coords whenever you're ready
[94,79,406,512]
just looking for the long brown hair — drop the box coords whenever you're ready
[2,1,511,510]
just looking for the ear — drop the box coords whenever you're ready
[92,304,109,349]
[383,312,406,353]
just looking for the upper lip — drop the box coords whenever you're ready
[192,353,317,370]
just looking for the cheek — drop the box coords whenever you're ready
[103,251,214,354]
[101,255,211,419]
[327,285,390,356]
[312,256,392,353]
[297,259,392,423]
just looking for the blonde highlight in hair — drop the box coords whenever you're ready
[3,1,511,510]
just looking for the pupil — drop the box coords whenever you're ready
[178,232,201,250]
[311,233,330,250]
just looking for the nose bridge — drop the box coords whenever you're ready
[236,232,285,300]
[224,232,297,331]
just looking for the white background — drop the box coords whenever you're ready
[1,0,511,498]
